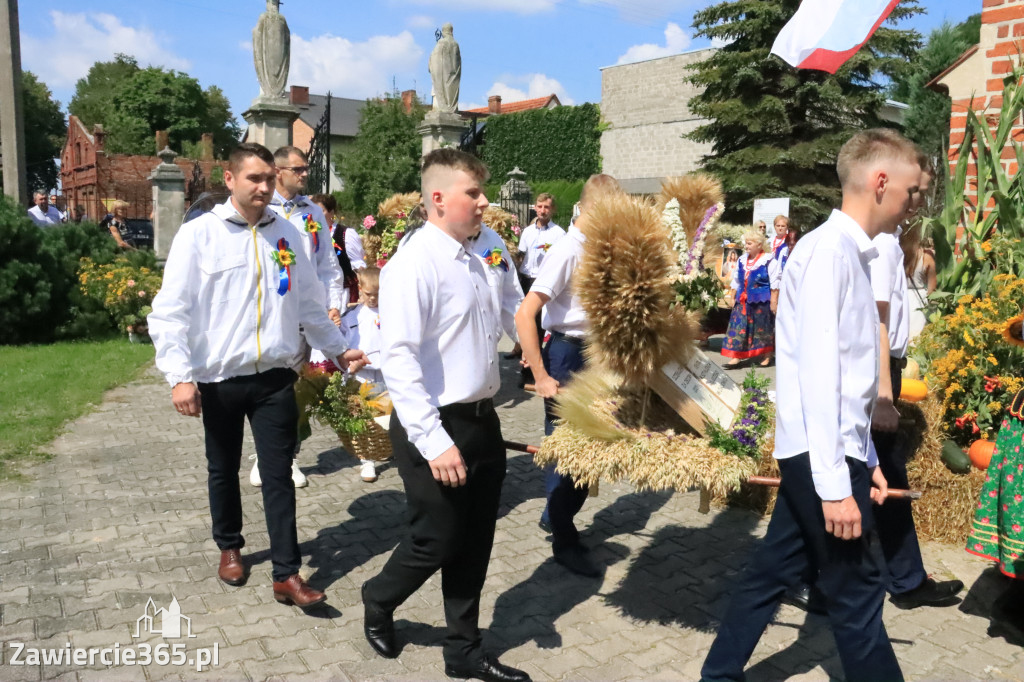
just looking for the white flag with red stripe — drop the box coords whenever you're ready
[770,0,900,74]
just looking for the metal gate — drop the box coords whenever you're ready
[307,93,331,195]
[186,160,206,207]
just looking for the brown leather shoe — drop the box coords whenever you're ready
[273,574,326,608]
[218,549,246,586]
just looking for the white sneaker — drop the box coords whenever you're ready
[249,455,261,487]
[360,460,378,482]
[291,461,308,488]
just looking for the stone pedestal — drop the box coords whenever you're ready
[418,110,470,157]
[149,148,186,262]
[243,97,299,152]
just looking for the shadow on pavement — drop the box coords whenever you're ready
[486,490,672,654]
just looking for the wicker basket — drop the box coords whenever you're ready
[339,420,392,462]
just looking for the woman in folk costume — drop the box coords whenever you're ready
[966,317,1024,642]
[722,227,780,367]
[770,214,789,259]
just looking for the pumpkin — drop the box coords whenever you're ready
[969,439,996,470]
[900,378,928,403]
[902,358,920,381]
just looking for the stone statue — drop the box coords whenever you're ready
[253,0,290,101]
[428,23,461,113]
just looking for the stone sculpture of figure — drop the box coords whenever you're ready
[253,0,290,101]
[428,23,461,113]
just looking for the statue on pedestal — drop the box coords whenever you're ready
[253,0,290,102]
[428,23,461,113]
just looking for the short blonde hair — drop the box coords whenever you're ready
[578,173,622,210]
[742,227,769,252]
[836,129,920,189]
[773,214,788,227]
[111,200,129,213]
[357,266,380,290]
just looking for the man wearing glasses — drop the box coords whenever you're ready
[247,145,347,489]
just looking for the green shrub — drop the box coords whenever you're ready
[482,104,601,182]
[0,196,60,344]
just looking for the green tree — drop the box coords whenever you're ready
[891,16,981,184]
[688,0,923,229]
[69,54,140,127]
[337,95,426,216]
[68,56,238,158]
[19,72,66,193]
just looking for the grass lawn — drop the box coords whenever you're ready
[0,338,155,479]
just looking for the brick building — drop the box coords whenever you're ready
[927,0,1024,180]
[60,115,225,221]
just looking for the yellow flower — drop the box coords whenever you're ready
[988,355,999,366]
[981,241,993,253]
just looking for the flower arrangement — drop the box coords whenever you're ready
[306,370,390,438]
[913,273,1024,446]
[360,192,422,266]
[663,197,725,315]
[78,257,163,333]
[705,372,773,458]
[481,205,521,262]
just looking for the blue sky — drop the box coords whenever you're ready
[22,0,979,122]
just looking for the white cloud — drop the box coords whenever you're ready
[615,22,690,65]
[287,31,424,99]
[22,11,191,89]
[407,0,559,13]
[406,15,437,30]
[483,73,575,106]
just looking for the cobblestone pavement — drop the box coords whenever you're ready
[1,341,1022,681]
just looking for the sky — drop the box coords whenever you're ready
[21,0,980,123]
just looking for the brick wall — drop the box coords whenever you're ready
[600,49,716,190]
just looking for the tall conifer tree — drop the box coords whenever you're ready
[688,0,923,229]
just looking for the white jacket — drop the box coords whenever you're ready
[149,200,349,387]
[269,191,346,311]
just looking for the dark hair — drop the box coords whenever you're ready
[310,193,336,212]
[273,145,307,164]
[421,148,489,182]
[229,143,274,170]
[785,227,799,249]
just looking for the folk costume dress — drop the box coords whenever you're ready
[966,391,1024,578]
[722,252,780,361]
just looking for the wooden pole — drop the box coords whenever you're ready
[0,0,27,204]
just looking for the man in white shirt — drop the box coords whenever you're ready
[868,157,963,609]
[514,175,621,579]
[148,143,367,611]
[361,149,530,682]
[700,129,922,682]
[507,194,565,371]
[253,146,347,489]
[27,190,64,227]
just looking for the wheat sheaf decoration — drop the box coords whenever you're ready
[655,174,725,240]
[576,194,700,387]
[377,192,421,221]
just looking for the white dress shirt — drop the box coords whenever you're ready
[869,228,910,359]
[345,226,366,270]
[380,221,522,461]
[517,221,565,278]
[28,205,64,227]
[347,303,385,385]
[532,222,587,338]
[269,191,346,311]
[773,209,880,501]
[148,200,348,387]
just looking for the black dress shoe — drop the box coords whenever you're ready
[553,544,602,578]
[362,585,397,659]
[445,654,531,682]
[538,518,552,535]
[890,577,964,609]
[782,582,827,615]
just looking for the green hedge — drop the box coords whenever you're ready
[0,194,152,343]
[482,103,601,183]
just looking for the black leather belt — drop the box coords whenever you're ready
[440,397,495,418]
[548,330,584,347]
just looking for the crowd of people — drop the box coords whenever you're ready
[144,131,1016,682]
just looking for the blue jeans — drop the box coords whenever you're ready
[539,332,590,551]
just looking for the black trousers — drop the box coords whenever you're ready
[701,453,903,682]
[541,331,589,551]
[518,273,542,385]
[198,368,301,582]
[363,404,507,667]
[872,356,927,595]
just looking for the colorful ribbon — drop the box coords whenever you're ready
[270,238,295,296]
[482,246,508,272]
[303,213,321,253]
